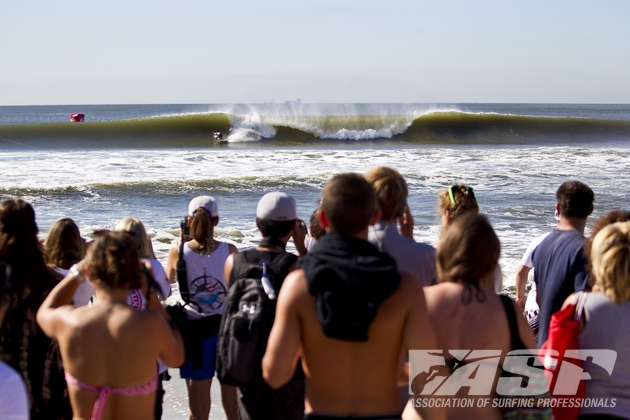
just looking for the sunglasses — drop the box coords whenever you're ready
[448,184,476,207]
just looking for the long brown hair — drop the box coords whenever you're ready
[0,199,59,400]
[44,218,86,270]
[0,199,56,300]
[437,213,500,287]
[87,231,141,290]
[190,208,218,253]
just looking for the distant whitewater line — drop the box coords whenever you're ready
[1,110,629,148]
[0,175,328,197]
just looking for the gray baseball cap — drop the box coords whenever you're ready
[256,192,297,221]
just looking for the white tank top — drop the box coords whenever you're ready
[181,241,230,319]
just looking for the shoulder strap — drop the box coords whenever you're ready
[229,252,249,286]
[573,290,588,321]
[265,252,298,289]
[142,265,159,302]
[499,295,527,351]
[230,250,297,288]
[177,242,191,304]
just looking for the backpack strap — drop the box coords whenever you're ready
[230,249,298,290]
[176,241,191,304]
[499,295,527,351]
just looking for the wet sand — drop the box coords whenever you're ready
[162,369,227,419]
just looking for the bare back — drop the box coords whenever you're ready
[422,283,536,420]
[265,270,437,416]
[55,304,172,420]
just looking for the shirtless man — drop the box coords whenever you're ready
[262,173,444,420]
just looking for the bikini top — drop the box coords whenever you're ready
[65,371,158,420]
[444,295,525,372]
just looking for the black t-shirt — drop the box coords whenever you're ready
[532,229,589,347]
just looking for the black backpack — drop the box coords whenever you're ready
[216,250,296,386]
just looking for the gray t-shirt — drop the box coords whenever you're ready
[579,292,630,417]
[368,221,436,286]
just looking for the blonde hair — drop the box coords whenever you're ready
[591,221,630,303]
[364,166,408,220]
[114,217,155,259]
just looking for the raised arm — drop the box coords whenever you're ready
[224,253,235,287]
[292,219,308,256]
[515,264,531,310]
[262,269,304,389]
[165,244,179,284]
[152,309,185,368]
[36,262,85,338]
[399,205,414,239]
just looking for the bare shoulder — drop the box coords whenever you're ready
[281,269,308,293]
[116,307,167,337]
[421,282,455,308]
[278,269,310,307]
[227,243,238,254]
[397,272,426,302]
[168,242,180,256]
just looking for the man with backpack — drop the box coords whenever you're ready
[219,191,307,420]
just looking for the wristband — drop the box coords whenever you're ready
[68,264,85,284]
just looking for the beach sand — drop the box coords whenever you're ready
[162,369,227,420]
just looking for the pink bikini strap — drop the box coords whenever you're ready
[65,371,158,420]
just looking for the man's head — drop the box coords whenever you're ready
[320,173,377,236]
[256,192,297,238]
[364,166,408,221]
[556,181,594,219]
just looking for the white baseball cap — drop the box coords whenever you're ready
[188,196,218,217]
[256,192,297,221]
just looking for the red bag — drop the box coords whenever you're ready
[539,291,587,420]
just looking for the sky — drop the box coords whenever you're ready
[1,0,629,105]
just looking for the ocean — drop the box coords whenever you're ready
[2,102,630,419]
[1,103,630,294]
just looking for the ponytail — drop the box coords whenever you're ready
[190,208,218,252]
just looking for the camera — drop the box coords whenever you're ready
[180,217,190,237]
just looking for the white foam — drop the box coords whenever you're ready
[4,144,630,296]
